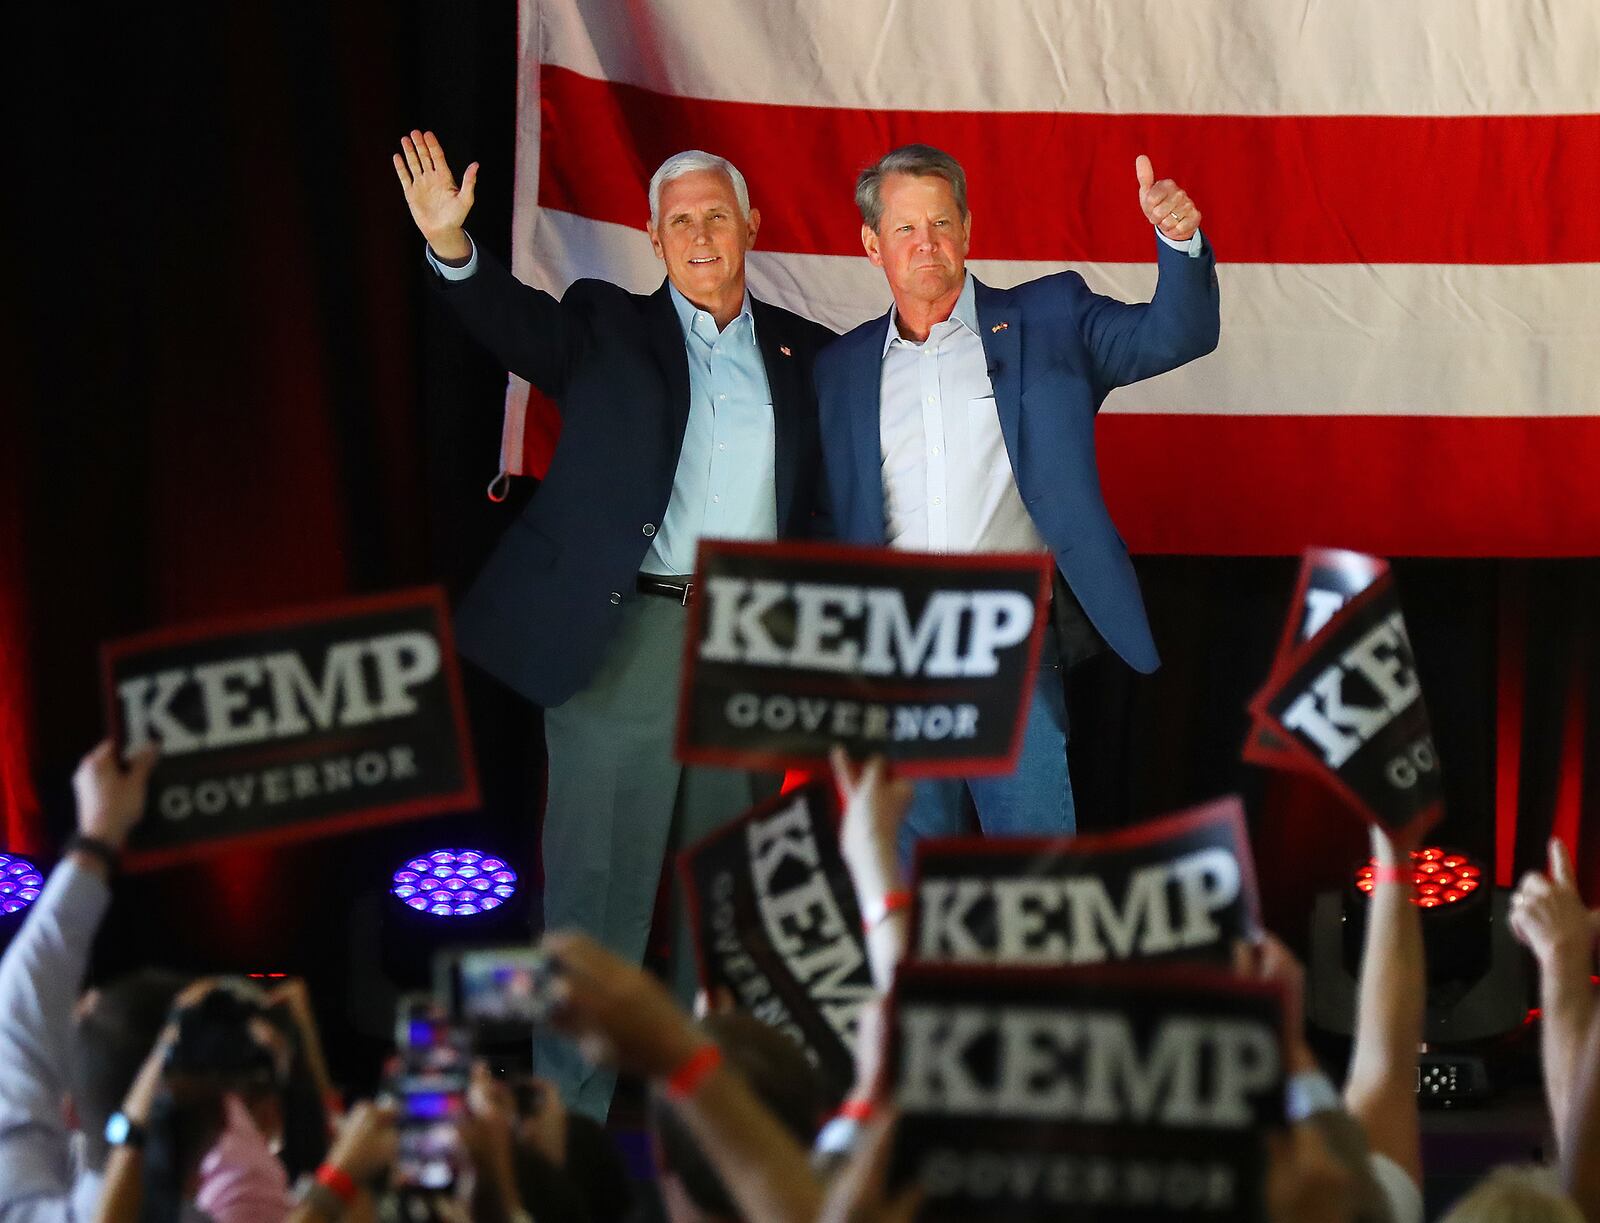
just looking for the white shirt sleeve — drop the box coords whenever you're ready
[424,233,479,280]
[1156,226,1205,257]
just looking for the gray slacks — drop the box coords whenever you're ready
[534,593,779,1121]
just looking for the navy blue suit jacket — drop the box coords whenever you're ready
[434,251,835,707]
[813,236,1219,674]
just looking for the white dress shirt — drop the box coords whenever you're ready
[878,272,1047,555]
[877,228,1202,554]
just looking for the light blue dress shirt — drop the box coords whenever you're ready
[647,283,777,575]
[425,236,777,577]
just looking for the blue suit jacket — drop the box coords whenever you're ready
[813,236,1219,674]
[434,251,835,707]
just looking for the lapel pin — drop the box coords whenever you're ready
[990,322,1009,334]
[779,345,793,357]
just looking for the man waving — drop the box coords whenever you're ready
[395,131,833,1120]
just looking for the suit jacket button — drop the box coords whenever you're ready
[642,523,656,537]
[609,592,622,605]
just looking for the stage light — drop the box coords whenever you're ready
[391,849,517,918]
[0,854,45,916]
[1350,845,1485,909]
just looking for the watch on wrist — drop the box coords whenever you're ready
[104,1111,147,1150]
[67,834,121,871]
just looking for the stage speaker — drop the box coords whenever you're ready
[1306,886,1531,1045]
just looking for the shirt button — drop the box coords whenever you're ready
[931,447,941,457]
[642,523,656,537]
[712,495,721,504]
[927,395,937,405]
[718,443,727,451]
[609,592,622,605]
[718,394,727,401]
[932,497,943,506]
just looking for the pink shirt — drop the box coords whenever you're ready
[195,1095,293,1222]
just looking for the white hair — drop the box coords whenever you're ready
[647,151,751,228]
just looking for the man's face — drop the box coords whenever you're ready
[862,172,972,306]
[647,169,760,304]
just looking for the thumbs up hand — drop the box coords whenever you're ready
[1136,154,1202,243]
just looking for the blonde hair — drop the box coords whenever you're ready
[1441,1166,1582,1223]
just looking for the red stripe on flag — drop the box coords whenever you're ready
[1098,416,1600,556]
[537,66,1599,264]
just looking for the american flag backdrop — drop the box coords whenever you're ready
[499,0,1600,557]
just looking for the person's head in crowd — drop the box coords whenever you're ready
[649,1012,823,1223]
[69,968,189,1171]
[1441,1166,1583,1223]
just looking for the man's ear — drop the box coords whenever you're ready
[961,211,973,256]
[744,206,761,249]
[647,219,665,262]
[63,1095,80,1133]
[862,223,883,268]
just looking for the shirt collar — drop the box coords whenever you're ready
[882,272,979,357]
[668,281,756,344]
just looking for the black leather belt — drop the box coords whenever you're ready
[636,574,695,605]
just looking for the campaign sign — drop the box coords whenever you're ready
[676,541,1052,776]
[1243,548,1386,770]
[890,964,1285,1221]
[679,783,872,1101]
[1248,574,1441,839]
[102,587,479,870]
[911,797,1260,968]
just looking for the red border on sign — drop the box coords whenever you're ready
[1264,548,1390,689]
[1245,577,1441,840]
[101,585,481,872]
[909,794,1264,944]
[675,781,840,994]
[673,540,1054,779]
[888,959,1291,1083]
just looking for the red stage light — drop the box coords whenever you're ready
[1355,846,1486,908]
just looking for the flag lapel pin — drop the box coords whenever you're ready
[990,322,1008,333]
[779,345,793,357]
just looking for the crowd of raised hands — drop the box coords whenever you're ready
[4,739,1600,1221]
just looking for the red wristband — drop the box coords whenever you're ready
[1372,864,1411,885]
[835,1097,876,1122]
[664,1044,724,1099]
[862,889,912,931]
[315,1163,358,1204]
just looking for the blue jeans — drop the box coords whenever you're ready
[898,626,1075,862]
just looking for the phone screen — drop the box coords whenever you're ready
[392,1065,469,1189]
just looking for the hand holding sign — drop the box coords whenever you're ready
[72,738,160,854]
[1137,154,1202,243]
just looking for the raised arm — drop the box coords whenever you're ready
[1342,823,1425,1189]
[1075,153,1220,390]
[0,740,155,1217]
[543,931,826,1223]
[830,749,914,993]
[393,129,577,396]
[1511,837,1600,1152]
[393,129,478,262]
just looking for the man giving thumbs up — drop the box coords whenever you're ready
[813,146,1220,852]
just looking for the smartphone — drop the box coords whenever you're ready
[387,1059,469,1190]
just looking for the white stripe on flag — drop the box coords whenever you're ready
[536,0,1600,115]
[526,209,1600,420]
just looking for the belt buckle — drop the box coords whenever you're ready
[680,580,694,607]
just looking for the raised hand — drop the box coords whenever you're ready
[1512,837,1600,971]
[393,129,478,259]
[1136,153,1202,244]
[72,738,159,850]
